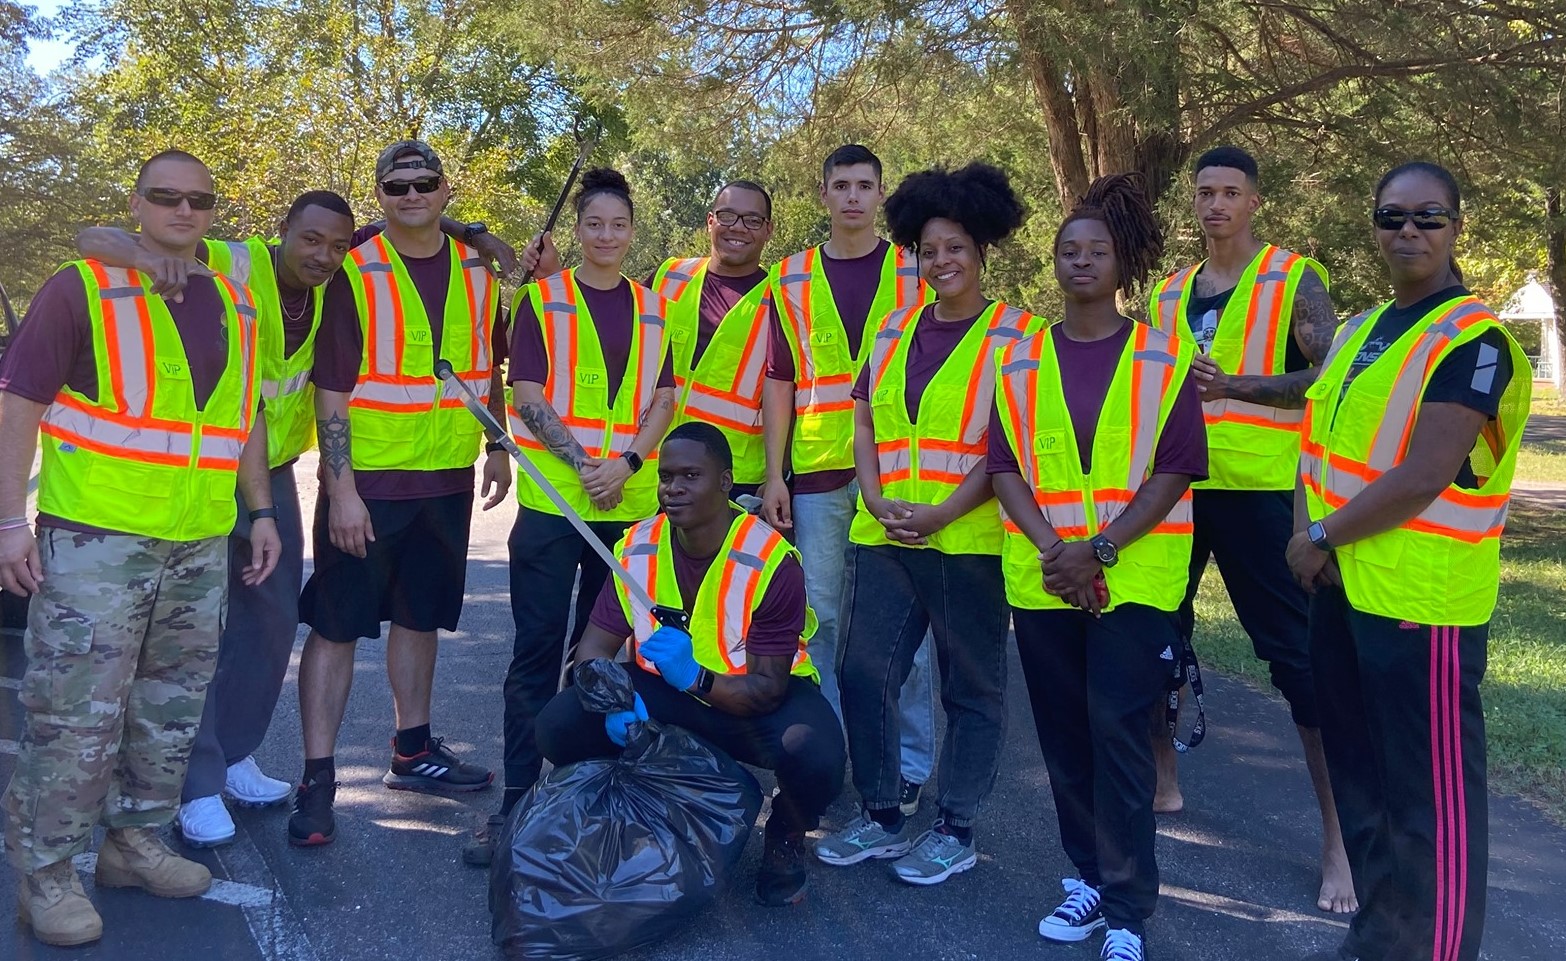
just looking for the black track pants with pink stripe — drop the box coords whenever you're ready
[1308,586,1488,961]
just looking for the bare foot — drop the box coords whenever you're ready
[1153,786,1184,814]
[1317,845,1358,913]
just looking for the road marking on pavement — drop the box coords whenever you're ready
[1161,883,1351,928]
[217,817,321,961]
[0,674,20,690]
[71,851,275,909]
[0,737,17,755]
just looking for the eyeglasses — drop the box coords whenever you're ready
[712,209,768,231]
[1373,206,1459,231]
[379,177,443,196]
[138,188,218,211]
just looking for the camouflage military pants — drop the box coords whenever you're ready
[2,529,227,873]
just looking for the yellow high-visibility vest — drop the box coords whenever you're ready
[205,237,321,467]
[651,257,771,485]
[614,511,818,681]
[508,269,672,521]
[849,301,1033,555]
[1149,245,1327,490]
[1301,295,1529,626]
[769,244,928,474]
[38,261,260,540]
[343,234,496,471]
[994,323,1195,611]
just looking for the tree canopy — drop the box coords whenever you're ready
[2,0,1562,330]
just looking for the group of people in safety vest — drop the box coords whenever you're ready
[0,136,1527,961]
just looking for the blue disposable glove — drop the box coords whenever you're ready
[639,625,700,691]
[605,693,649,747]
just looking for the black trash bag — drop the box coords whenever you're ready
[489,658,763,961]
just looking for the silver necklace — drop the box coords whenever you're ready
[273,247,312,324]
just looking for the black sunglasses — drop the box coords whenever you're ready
[379,177,443,196]
[138,187,218,211]
[1373,206,1459,231]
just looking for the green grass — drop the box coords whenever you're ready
[1532,385,1566,418]
[1191,501,1566,823]
[1514,446,1566,482]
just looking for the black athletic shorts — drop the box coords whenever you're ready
[300,490,474,642]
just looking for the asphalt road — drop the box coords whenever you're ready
[3,452,1564,961]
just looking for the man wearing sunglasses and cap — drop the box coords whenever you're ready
[1146,145,1355,914]
[0,149,279,947]
[286,139,510,848]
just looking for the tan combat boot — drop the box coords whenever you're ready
[95,826,212,898]
[17,858,104,946]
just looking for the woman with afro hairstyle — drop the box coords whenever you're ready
[484,167,678,854]
[815,162,1035,886]
[989,174,1207,961]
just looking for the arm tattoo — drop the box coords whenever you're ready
[1221,271,1341,411]
[518,401,589,469]
[1290,270,1342,365]
[317,413,351,479]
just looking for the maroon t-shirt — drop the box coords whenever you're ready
[588,520,808,661]
[851,304,986,422]
[0,266,240,533]
[312,232,504,501]
[766,238,893,494]
[987,322,1208,480]
[508,276,676,398]
[650,267,770,367]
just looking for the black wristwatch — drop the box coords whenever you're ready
[485,441,507,454]
[248,507,279,522]
[1089,533,1119,568]
[689,667,716,696]
[621,450,644,473]
[1307,520,1332,552]
[462,221,489,244]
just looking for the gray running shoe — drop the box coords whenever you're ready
[889,822,977,885]
[815,812,915,866]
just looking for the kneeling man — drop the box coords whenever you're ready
[534,422,845,907]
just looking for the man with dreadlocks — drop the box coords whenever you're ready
[989,174,1206,961]
[814,163,1032,886]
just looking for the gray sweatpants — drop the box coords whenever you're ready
[182,463,305,802]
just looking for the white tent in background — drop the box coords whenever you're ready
[1500,275,1560,389]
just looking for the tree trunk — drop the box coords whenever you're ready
[1010,1,1091,208]
[1545,184,1565,390]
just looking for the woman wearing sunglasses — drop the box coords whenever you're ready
[490,167,677,841]
[1287,161,1530,961]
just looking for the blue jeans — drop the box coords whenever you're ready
[793,483,935,784]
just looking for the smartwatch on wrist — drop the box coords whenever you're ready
[485,441,507,454]
[462,221,489,245]
[688,667,716,696]
[248,507,279,522]
[621,450,644,473]
[1307,520,1332,551]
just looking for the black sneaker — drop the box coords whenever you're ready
[1038,876,1106,942]
[462,813,506,867]
[288,777,336,847]
[755,831,809,907]
[898,779,923,817]
[382,736,493,793]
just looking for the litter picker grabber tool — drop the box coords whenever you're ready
[517,116,602,287]
[434,359,687,632]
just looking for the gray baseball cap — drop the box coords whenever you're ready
[375,139,445,182]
